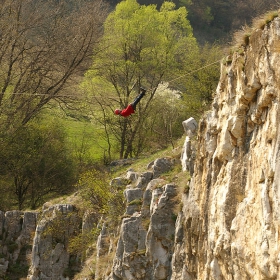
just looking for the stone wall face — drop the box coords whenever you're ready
[107,17,280,280]
[0,210,37,278]
[27,204,81,280]
[0,205,81,280]
[171,18,280,280]
[105,158,179,280]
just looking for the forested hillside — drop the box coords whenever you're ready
[0,0,279,214]
[0,0,221,211]
[108,0,280,43]
[0,0,110,211]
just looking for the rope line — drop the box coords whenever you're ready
[149,59,221,92]
[0,59,221,97]
[164,59,221,85]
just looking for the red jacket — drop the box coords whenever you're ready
[120,104,135,117]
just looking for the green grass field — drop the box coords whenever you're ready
[41,106,116,164]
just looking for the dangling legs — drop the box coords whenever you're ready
[131,87,146,110]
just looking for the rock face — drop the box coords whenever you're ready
[107,159,179,280]
[171,17,280,279]
[0,205,82,280]
[0,210,37,278]
[27,204,81,280]
[181,117,197,174]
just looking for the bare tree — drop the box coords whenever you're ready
[0,0,109,129]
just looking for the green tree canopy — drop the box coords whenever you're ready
[0,120,77,210]
[182,43,222,118]
[83,0,198,159]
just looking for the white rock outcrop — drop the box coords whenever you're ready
[105,158,179,280]
[0,210,37,277]
[181,117,197,174]
[27,204,81,280]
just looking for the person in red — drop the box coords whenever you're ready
[114,87,146,117]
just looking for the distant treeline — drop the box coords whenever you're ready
[105,0,280,44]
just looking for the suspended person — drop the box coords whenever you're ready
[114,87,146,117]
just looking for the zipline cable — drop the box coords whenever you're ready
[164,59,221,85]
[0,58,222,97]
[149,58,221,92]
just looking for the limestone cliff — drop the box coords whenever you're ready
[171,16,280,279]
[0,211,37,278]
[27,204,81,280]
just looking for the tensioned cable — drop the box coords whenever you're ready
[149,59,221,92]
[162,59,220,85]
[0,59,222,97]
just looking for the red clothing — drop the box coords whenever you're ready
[120,104,135,117]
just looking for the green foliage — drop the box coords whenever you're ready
[0,0,109,130]
[77,168,126,229]
[182,43,222,119]
[42,211,81,247]
[68,227,101,256]
[57,109,115,166]
[6,241,18,254]
[0,119,78,210]
[128,199,143,205]
[7,262,29,278]
[142,217,150,230]
[78,169,113,214]
[63,118,102,166]
[0,0,110,210]
[107,0,280,44]
[143,83,188,150]
[83,0,198,159]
